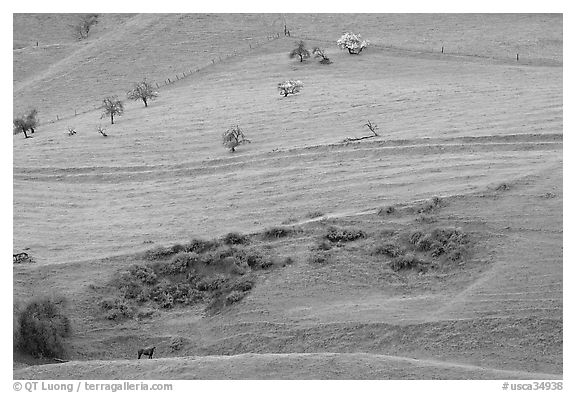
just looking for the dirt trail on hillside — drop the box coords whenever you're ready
[13,351,562,380]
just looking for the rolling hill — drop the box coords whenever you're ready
[13,13,562,380]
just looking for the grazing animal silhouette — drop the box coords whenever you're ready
[138,346,156,359]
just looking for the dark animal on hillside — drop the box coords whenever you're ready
[138,346,156,359]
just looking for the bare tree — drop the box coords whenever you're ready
[222,125,250,152]
[127,80,159,108]
[73,14,99,40]
[289,41,310,62]
[97,125,108,137]
[312,47,332,64]
[101,97,124,125]
[13,109,39,138]
[364,120,379,136]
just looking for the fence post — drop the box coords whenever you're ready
[516,53,519,61]
[156,82,159,88]
[441,46,444,54]
[176,74,179,80]
[56,115,59,121]
[75,109,77,116]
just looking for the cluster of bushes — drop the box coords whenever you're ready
[262,227,293,240]
[14,298,71,358]
[372,227,469,272]
[325,227,366,243]
[102,232,287,319]
[408,228,468,260]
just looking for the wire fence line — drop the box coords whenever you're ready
[43,29,545,126]
[47,32,285,125]
[289,33,534,65]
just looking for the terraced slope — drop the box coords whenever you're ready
[13,36,562,265]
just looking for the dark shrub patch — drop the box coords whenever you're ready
[185,238,221,254]
[378,206,395,215]
[16,298,71,358]
[127,264,157,284]
[170,244,186,254]
[409,231,424,245]
[158,252,201,275]
[225,291,246,305]
[415,234,433,252]
[262,227,292,240]
[99,297,135,320]
[496,183,510,191]
[314,240,333,251]
[232,277,255,292]
[325,227,366,243]
[222,232,249,245]
[389,253,424,272]
[308,252,329,264]
[373,242,403,257]
[306,211,324,219]
[170,336,185,351]
[196,275,229,291]
[144,246,176,261]
[260,259,274,269]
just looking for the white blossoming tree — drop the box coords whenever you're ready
[278,80,303,97]
[337,32,369,55]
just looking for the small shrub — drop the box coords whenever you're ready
[222,232,249,245]
[281,256,295,266]
[225,291,246,305]
[496,183,510,191]
[409,231,424,245]
[259,259,274,269]
[99,297,135,320]
[144,246,176,261]
[159,252,201,275]
[16,298,71,358]
[185,238,220,254]
[127,264,157,284]
[169,336,185,351]
[170,244,186,254]
[196,275,229,291]
[308,252,329,264]
[314,240,333,251]
[325,227,366,243]
[417,197,443,214]
[306,211,324,219]
[136,309,155,320]
[389,253,423,272]
[378,206,395,215]
[373,242,403,257]
[415,234,433,252]
[232,277,254,292]
[262,227,292,240]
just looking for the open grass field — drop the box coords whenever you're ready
[13,13,562,380]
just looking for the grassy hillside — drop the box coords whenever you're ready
[13,13,562,380]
